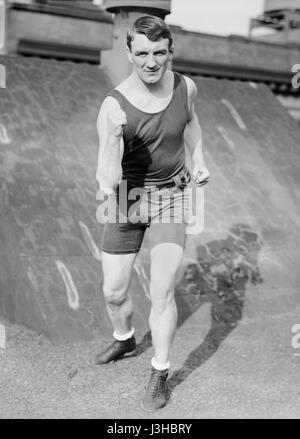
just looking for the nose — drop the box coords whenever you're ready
[145,54,157,69]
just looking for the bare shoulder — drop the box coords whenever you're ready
[182,75,197,120]
[182,74,197,101]
[100,95,121,113]
[97,95,121,126]
[97,77,130,121]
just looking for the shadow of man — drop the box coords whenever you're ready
[134,224,263,400]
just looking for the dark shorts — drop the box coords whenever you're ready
[99,183,192,254]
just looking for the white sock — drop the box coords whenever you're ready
[113,327,135,341]
[151,357,170,371]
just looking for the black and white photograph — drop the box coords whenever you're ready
[0,0,300,422]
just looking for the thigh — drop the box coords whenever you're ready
[146,188,188,251]
[147,222,187,251]
[101,221,146,255]
[100,185,148,255]
[101,251,137,290]
[150,242,184,294]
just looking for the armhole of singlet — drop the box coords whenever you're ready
[105,90,125,112]
[176,72,190,120]
[105,90,129,138]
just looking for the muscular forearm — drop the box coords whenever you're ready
[184,116,207,168]
[184,114,210,185]
[97,137,122,190]
[191,139,207,169]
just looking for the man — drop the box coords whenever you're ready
[95,16,210,411]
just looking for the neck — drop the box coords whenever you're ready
[131,69,171,94]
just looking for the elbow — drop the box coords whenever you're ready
[96,166,122,190]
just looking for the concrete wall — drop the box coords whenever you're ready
[6,4,113,54]
[171,26,300,75]
[5,3,300,80]
[254,29,300,46]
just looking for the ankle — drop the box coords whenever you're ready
[113,327,135,341]
[151,357,170,371]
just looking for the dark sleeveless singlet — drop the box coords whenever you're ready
[107,72,190,187]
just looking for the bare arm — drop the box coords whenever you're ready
[183,76,210,186]
[96,97,125,194]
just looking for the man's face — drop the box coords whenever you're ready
[127,34,173,85]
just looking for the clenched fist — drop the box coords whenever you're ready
[107,108,127,139]
[193,164,210,187]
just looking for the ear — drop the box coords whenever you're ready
[126,46,133,64]
[168,45,175,60]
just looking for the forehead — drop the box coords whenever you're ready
[131,33,170,52]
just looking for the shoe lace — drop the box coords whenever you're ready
[148,371,165,397]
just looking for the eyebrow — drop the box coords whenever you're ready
[134,49,168,55]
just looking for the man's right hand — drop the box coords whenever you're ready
[107,108,127,139]
[96,187,114,200]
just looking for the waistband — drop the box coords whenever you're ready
[143,181,176,192]
[125,168,191,192]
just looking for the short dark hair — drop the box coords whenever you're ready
[127,16,173,52]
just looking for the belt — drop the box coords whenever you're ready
[128,168,192,192]
[143,181,176,191]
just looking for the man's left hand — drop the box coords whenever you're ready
[193,164,210,187]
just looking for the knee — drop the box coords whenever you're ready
[103,281,128,307]
[150,281,175,312]
[150,276,175,298]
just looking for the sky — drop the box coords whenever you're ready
[165,0,265,37]
[94,0,265,37]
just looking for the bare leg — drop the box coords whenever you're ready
[101,251,137,336]
[149,243,184,365]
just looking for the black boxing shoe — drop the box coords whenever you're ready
[142,367,169,411]
[94,336,136,365]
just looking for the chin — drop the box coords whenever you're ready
[141,77,156,85]
[143,74,161,84]
[148,77,159,84]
